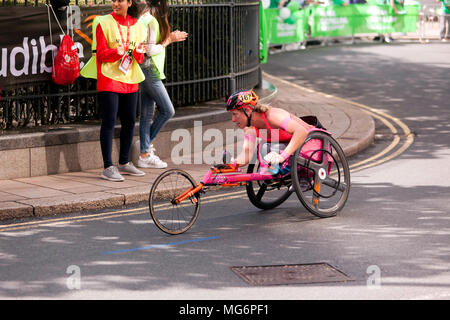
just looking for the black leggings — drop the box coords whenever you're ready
[98,91,138,168]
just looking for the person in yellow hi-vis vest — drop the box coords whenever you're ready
[136,0,188,169]
[81,0,148,182]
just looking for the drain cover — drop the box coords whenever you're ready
[231,263,352,286]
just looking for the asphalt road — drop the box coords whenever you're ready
[0,42,449,302]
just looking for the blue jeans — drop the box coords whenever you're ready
[139,66,175,153]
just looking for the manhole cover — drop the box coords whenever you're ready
[231,263,352,286]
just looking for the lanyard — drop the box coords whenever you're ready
[116,20,130,53]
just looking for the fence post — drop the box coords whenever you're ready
[229,1,236,96]
[256,4,262,90]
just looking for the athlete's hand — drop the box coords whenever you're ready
[264,151,285,165]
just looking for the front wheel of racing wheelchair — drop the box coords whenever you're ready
[291,130,351,218]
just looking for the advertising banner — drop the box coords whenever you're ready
[260,2,269,64]
[310,4,419,37]
[266,8,309,45]
[0,5,110,87]
[262,4,419,46]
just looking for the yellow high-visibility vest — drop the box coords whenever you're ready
[80,14,146,84]
[138,12,166,79]
[80,15,102,79]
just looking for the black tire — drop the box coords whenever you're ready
[149,169,200,235]
[291,131,350,218]
[246,160,293,210]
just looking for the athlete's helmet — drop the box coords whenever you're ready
[226,89,258,111]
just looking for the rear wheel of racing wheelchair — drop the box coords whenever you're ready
[149,169,200,235]
[291,131,350,218]
[246,159,293,210]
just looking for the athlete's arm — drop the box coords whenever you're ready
[234,127,258,167]
[265,109,308,163]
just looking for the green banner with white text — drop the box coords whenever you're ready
[310,4,419,37]
[261,4,420,47]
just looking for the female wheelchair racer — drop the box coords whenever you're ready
[148,89,351,234]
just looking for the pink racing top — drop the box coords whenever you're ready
[254,112,314,142]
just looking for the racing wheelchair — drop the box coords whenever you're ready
[148,116,351,235]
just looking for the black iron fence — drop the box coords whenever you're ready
[0,0,261,130]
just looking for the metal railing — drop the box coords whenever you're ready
[418,4,449,42]
[0,0,261,130]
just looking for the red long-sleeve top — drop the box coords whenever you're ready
[95,12,145,93]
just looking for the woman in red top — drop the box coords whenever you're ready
[96,0,147,181]
[226,89,314,169]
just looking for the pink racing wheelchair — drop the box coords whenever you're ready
[148,116,351,235]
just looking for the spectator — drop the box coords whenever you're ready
[137,0,188,169]
[438,0,450,41]
[373,0,402,43]
[389,0,402,14]
[280,0,309,9]
[269,0,282,8]
[82,0,148,181]
[334,0,348,5]
[324,0,348,6]
[383,0,405,42]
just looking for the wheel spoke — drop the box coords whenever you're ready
[323,176,347,192]
[256,182,268,201]
[312,178,321,209]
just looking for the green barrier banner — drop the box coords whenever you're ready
[260,2,269,64]
[262,4,420,46]
[310,4,420,37]
[265,8,309,45]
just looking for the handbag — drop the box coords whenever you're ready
[47,4,80,85]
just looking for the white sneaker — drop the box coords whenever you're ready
[101,166,125,182]
[118,162,145,176]
[137,153,168,168]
